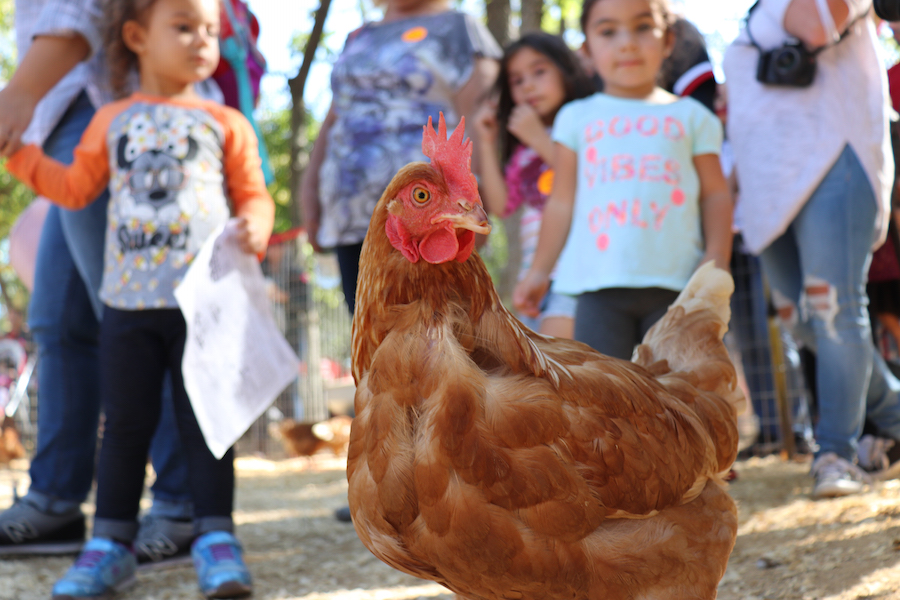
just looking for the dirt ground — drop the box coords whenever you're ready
[2,452,900,600]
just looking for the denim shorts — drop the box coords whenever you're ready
[518,290,577,331]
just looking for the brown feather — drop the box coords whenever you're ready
[348,158,742,600]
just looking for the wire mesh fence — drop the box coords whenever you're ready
[236,229,354,457]
[729,240,815,457]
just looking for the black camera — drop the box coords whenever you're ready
[875,0,900,21]
[756,41,817,87]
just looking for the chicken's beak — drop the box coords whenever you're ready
[434,200,491,235]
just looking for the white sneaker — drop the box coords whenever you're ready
[811,452,872,499]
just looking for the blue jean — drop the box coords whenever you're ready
[518,289,577,332]
[760,145,900,461]
[25,91,190,516]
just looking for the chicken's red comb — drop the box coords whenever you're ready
[422,112,472,171]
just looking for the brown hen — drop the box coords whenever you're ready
[271,415,353,458]
[0,416,25,465]
[347,115,744,600]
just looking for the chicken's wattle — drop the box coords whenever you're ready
[386,216,474,264]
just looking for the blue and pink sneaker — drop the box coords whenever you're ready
[51,537,136,599]
[191,531,252,599]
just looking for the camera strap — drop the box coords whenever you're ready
[745,0,865,56]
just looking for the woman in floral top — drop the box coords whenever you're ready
[301,0,500,313]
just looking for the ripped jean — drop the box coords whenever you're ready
[760,144,900,461]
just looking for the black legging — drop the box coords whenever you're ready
[334,242,364,315]
[94,308,234,532]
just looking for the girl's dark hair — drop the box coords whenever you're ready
[101,0,160,98]
[495,32,595,163]
[580,0,675,34]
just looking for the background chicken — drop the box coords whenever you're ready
[0,416,25,465]
[347,115,745,600]
[269,415,352,458]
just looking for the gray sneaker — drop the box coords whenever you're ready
[0,498,85,555]
[135,515,195,570]
[811,452,872,499]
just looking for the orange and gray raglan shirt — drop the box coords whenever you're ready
[6,92,275,310]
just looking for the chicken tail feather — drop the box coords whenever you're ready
[633,261,747,473]
[665,260,734,327]
[633,262,746,453]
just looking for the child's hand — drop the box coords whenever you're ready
[234,216,268,255]
[513,270,550,319]
[474,99,499,142]
[507,104,546,149]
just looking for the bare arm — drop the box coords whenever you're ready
[300,105,337,253]
[507,104,555,165]
[454,57,500,177]
[784,0,851,47]
[694,153,734,271]
[0,34,91,157]
[473,100,509,218]
[512,143,577,317]
[476,102,558,218]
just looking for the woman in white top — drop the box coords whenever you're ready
[724,0,900,498]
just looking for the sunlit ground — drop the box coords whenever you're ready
[4,454,900,599]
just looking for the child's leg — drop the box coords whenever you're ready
[540,316,574,339]
[51,308,167,598]
[574,289,644,359]
[161,310,235,533]
[157,309,252,597]
[637,288,681,340]
[93,308,170,543]
[575,288,679,359]
[538,291,577,339]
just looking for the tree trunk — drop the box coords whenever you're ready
[485,0,510,48]
[558,0,566,37]
[520,0,543,35]
[288,0,333,228]
[483,0,520,304]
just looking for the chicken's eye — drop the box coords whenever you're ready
[412,187,431,204]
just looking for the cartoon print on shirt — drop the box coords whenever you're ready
[111,108,203,271]
[117,135,196,212]
[581,113,689,252]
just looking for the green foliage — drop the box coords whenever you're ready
[259,106,320,234]
[290,29,337,64]
[480,217,509,293]
[0,238,31,317]
[259,108,294,233]
[880,25,900,67]
[0,0,13,83]
[0,164,34,242]
[542,0,584,37]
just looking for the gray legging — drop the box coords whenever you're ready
[575,287,679,360]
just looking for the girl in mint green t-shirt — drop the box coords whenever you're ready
[513,0,733,359]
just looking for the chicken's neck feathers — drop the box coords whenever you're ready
[352,202,563,387]
[352,202,493,379]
